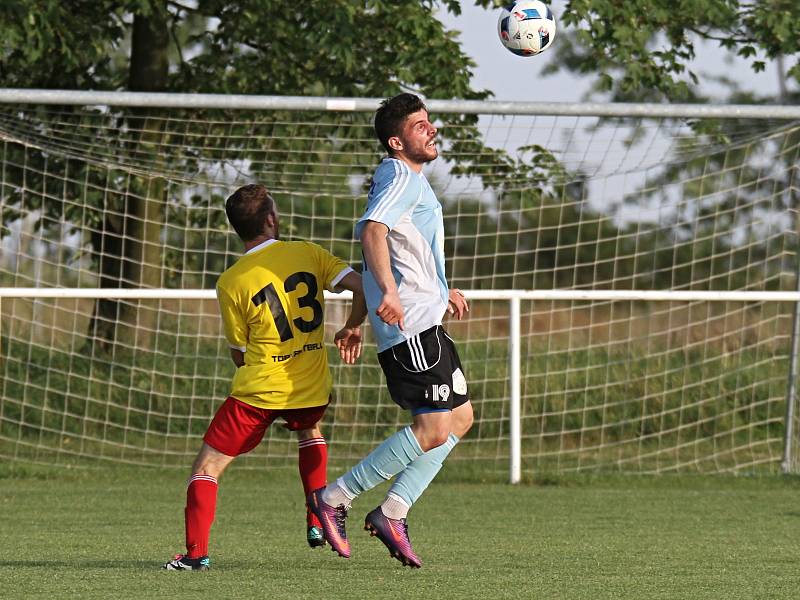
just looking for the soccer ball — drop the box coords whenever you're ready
[497,1,557,56]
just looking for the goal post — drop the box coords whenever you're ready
[2,90,800,480]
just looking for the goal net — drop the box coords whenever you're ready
[1,95,799,476]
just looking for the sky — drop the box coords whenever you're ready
[428,2,797,222]
[438,1,790,103]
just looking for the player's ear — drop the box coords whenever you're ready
[388,136,403,152]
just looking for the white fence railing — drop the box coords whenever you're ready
[3,288,799,482]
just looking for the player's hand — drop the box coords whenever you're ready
[447,288,469,320]
[376,290,405,331]
[334,326,363,364]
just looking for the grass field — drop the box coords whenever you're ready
[2,463,799,599]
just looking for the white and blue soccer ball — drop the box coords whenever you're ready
[497,1,557,57]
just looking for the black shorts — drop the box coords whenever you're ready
[377,325,469,414]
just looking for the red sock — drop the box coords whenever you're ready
[298,437,328,528]
[185,474,218,558]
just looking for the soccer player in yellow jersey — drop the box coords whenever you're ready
[163,184,366,571]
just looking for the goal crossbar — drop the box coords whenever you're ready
[2,88,800,119]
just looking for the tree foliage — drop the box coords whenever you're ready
[539,0,800,102]
[0,1,488,99]
[3,0,797,317]
[479,0,800,293]
[0,1,501,347]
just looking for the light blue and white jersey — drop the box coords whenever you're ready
[355,157,449,352]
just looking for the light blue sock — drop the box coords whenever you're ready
[339,426,424,497]
[388,433,459,507]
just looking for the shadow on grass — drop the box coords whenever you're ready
[0,559,159,569]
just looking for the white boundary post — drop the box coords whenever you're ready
[782,231,800,474]
[509,295,522,484]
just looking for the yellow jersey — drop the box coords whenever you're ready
[216,239,353,409]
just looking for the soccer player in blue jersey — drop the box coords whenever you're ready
[163,184,367,571]
[309,93,474,568]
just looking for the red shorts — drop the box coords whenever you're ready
[203,396,328,457]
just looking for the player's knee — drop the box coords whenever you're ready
[416,426,451,451]
[191,463,221,479]
[454,411,473,438]
[191,455,226,478]
[190,443,232,479]
[296,425,321,441]
[452,403,474,438]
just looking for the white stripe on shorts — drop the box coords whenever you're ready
[407,334,427,371]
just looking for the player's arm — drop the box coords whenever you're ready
[229,348,245,367]
[360,220,404,330]
[216,283,248,368]
[447,288,469,320]
[332,270,367,365]
[334,271,368,328]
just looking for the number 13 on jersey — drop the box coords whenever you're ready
[251,271,323,342]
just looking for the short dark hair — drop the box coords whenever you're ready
[374,93,428,154]
[224,184,275,242]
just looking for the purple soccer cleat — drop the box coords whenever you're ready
[364,506,422,568]
[307,488,351,558]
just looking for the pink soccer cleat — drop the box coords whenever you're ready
[364,506,422,568]
[307,488,351,558]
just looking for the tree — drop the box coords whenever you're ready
[15,0,788,329]
[540,0,800,102]
[0,0,494,347]
[468,0,800,288]
[502,0,800,292]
